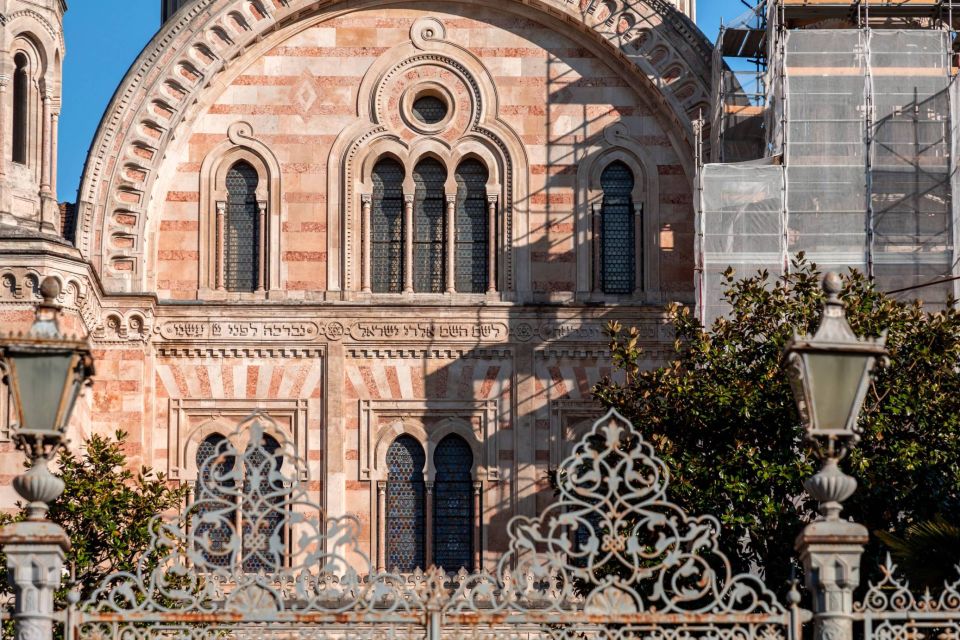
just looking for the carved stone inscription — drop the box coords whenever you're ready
[349,321,509,342]
[159,321,320,341]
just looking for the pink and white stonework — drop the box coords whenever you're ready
[0,0,704,569]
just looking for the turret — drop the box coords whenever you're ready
[0,0,66,234]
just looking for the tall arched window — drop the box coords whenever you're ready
[433,435,474,572]
[455,160,490,294]
[413,159,447,293]
[194,433,236,568]
[386,435,426,571]
[599,161,636,294]
[371,159,405,293]
[225,162,260,292]
[242,433,283,573]
[12,53,29,165]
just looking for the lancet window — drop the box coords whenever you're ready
[454,161,490,294]
[413,159,447,293]
[12,53,29,166]
[371,159,405,293]
[225,162,261,293]
[193,432,285,571]
[433,434,474,571]
[385,435,426,572]
[598,161,637,295]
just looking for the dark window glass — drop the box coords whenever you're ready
[386,435,426,572]
[12,54,29,165]
[413,159,447,293]
[455,160,489,293]
[241,434,284,573]
[412,95,448,125]
[433,435,473,572]
[600,161,636,294]
[194,434,236,568]
[372,159,405,293]
[225,162,260,292]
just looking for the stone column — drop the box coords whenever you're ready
[0,523,70,640]
[0,72,9,180]
[361,194,372,294]
[424,481,434,569]
[487,196,498,293]
[216,201,226,291]
[472,481,482,571]
[403,194,414,294]
[39,86,56,233]
[446,194,456,293]
[376,481,387,572]
[256,201,267,293]
[50,108,59,197]
[592,204,602,294]
[795,461,867,640]
[633,201,643,295]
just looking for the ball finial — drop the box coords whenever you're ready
[823,272,842,297]
[40,276,61,303]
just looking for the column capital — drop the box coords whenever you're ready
[445,193,457,204]
[377,480,387,494]
[473,480,482,494]
[216,200,226,214]
[360,193,373,205]
[486,193,500,204]
[404,193,415,204]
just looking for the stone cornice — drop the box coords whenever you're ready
[73,0,714,294]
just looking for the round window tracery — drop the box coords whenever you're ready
[411,95,449,125]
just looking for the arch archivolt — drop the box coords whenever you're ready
[75,0,712,293]
[181,413,294,484]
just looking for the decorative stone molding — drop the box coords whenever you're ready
[346,347,512,360]
[155,346,326,358]
[167,399,310,481]
[74,0,712,293]
[357,399,499,482]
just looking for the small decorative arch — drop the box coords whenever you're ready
[198,121,282,297]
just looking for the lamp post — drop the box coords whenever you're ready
[784,272,887,640]
[0,276,95,640]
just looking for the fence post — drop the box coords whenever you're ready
[0,519,70,640]
[795,508,867,640]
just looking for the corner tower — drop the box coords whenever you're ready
[161,0,192,23]
[0,0,65,234]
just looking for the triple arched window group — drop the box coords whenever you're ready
[382,434,478,573]
[367,158,496,295]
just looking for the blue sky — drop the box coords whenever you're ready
[57,1,738,203]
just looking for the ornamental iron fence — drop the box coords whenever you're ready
[2,409,959,640]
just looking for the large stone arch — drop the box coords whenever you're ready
[73,0,713,293]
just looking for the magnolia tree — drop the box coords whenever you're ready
[593,257,960,591]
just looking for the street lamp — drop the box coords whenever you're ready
[783,272,886,520]
[0,276,94,519]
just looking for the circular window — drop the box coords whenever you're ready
[411,95,449,125]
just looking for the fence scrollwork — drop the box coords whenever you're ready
[67,409,803,640]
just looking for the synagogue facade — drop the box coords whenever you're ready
[0,0,705,572]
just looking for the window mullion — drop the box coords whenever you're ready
[403,193,415,294]
[445,193,456,294]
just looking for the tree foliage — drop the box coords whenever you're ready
[0,431,187,603]
[593,257,960,591]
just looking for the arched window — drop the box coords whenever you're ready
[12,53,29,165]
[194,433,236,568]
[433,435,474,572]
[386,435,426,572]
[241,433,284,573]
[599,161,636,294]
[455,160,490,293]
[225,162,260,292]
[371,159,405,293]
[413,159,447,293]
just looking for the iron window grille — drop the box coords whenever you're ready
[600,161,636,295]
[454,160,490,294]
[413,159,447,293]
[225,162,261,293]
[432,435,474,572]
[371,159,405,293]
[386,435,427,572]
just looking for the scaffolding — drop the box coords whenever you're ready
[697,0,960,324]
